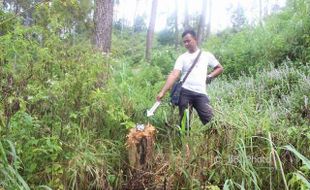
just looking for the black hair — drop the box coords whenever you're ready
[182,29,197,38]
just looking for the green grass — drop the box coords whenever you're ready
[1,2,309,187]
[1,56,308,189]
[140,62,309,189]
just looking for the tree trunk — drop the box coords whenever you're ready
[205,0,212,38]
[94,0,114,53]
[264,0,269,17]
[259,0,263,26]
[197,0,207,45]
[14,0,19,15]
[125,124,156,189]
[133,0,141,31]
[183,0,189,29]
[174,0,179,49]
[127,124,156,170]
[145,0,158,61]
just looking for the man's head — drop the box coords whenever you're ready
[182,29,198,53]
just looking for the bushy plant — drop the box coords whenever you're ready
[151,47,178,75]
[0,21,124,188]
[1,0,309,189]
[204,0,310,78]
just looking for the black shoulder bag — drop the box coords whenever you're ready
[170,50,202,106]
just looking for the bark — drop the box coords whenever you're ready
[174,0,179,49]
[94,0,114,53]
[197,0,208,45]
[264,0,269,17]
[259,0,263,26]
[14,0,19,14]
[145,0,158,61]
[183,0,189,29]
[205,0,212,38]
[125,124,156,189]
[133,0,140,31]
[127,124,156,170]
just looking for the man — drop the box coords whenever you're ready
[156,29,223,126]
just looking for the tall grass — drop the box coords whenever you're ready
[132,62,309,189]
[1,1,309,188]
[0,140,30,190]
[1,50,308,189]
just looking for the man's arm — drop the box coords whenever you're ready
[208,63,224,78]
[157,69,181,101]
[206,63,224,84]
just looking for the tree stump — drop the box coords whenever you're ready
[126,123,156,170]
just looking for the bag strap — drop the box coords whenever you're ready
[180,50,202,83]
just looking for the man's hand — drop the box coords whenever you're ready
[206,75,213,84]
[156,69,181,101]
[206,64,224,84]
[156,91,165,101]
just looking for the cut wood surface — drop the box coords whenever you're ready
[127,123,156,170]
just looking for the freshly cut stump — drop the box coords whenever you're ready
[126,123,156,170]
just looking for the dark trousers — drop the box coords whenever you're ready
[178,88,213,126]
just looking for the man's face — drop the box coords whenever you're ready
[182,33,197,53]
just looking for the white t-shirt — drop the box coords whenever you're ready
[174,49,219,94]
